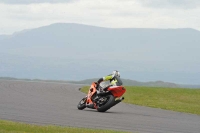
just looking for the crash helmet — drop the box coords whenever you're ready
[112,70,120,77]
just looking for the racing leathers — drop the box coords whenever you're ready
[96,74,123,93]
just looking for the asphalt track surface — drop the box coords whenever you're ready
[0,80,200,133]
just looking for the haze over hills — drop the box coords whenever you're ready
[1,77,200,88]
[0,23,200,85]
[0,35,9,40]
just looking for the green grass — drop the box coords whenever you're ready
[0,120,128,133]
[81,86,200,115]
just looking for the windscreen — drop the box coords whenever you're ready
[99,81,110,88]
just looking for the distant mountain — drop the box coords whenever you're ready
[77,78,200,88]
[0,23,200,84]
[1,77,199,88]
[72,78,180,88]
[0,35,9,40]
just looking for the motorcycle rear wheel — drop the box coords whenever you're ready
[97,95,115,112]
[77,97,86,110]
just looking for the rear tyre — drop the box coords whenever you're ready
[77,97,86,110]
[97,95,115,112]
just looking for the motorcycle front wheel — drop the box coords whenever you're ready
[77,97,86,110]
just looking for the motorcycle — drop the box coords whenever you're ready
[77,82,126,112]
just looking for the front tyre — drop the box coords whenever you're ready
[77,97,86,110]
[97,95,115,112]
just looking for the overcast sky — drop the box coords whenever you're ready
[0,0,200,34]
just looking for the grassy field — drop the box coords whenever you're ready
[0,120,129,133]
[81,86,200,115]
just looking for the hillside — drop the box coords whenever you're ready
[2,77,200,88]
[0,23,200,84]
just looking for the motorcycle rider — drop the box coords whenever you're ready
[96,70,123,94]
[86,70,123,108]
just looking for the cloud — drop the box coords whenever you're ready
[137,0,200,9]
[0,0,77,4]
[0,0,200,35]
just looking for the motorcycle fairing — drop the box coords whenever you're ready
[107,86,126,97]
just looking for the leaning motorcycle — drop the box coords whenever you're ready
[77,82,126,112]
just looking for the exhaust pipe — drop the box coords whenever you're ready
[112,97,124,107]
